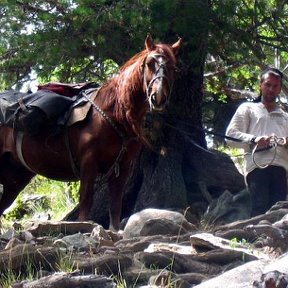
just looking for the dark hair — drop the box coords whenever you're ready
[253,68,283,102]
[260,67,283,82]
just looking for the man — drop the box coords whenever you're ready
[226,68,288,216]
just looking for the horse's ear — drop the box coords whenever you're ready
[171,38,182,55]
[145,33,155,51]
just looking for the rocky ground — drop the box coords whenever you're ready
[1,203,288,288]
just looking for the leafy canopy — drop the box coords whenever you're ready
[0,0,288,99]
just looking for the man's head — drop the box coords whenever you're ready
[260,68,283,83]
[259,68,282,103]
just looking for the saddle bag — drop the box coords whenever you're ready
[0,82,99,136]
[0,90,74,135]
[14,104,47,136]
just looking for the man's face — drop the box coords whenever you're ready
[260,73,282,103]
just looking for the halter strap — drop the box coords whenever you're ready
[143,53,173,111]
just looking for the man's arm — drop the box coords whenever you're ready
[226,103,255,148]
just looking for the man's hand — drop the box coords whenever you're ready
[254,136,271,147]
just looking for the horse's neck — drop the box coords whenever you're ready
[98,77,147,140]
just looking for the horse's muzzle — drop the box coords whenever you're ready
[150,92,168,112]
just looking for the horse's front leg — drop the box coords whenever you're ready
[107,165,131,231]
[78,172,95,221]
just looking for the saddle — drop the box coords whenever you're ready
[0,82,99,135]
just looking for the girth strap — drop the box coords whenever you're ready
[64,129,80,178]
[16,132,36,174]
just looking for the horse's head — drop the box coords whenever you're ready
[143,34,182,112]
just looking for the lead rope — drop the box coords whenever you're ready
[252,135,287,169]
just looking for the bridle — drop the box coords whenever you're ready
[143,53,175,111]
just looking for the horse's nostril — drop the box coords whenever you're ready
[151,94,157,106]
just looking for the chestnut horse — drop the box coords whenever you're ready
[0,34,181,230]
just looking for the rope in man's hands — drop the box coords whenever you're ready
[252,134,287,169]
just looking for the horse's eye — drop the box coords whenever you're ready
[146,58,155,68]
[174,67,180,73]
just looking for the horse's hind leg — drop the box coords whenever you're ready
[0,153,35,215]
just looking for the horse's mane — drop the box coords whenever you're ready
[100,49,147,117]
[99,43,176,141]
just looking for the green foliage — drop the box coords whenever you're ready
[1,0,287,114]
[229,237,253,254]
[4,176,79,221]
[206,1,288,94]
[0,0,152,87]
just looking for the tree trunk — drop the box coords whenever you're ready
[120,0,247,222]
[121,73,245,226]
[66,1,245,228]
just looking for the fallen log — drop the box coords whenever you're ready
[12,272,115,288]
[0,244,58,272]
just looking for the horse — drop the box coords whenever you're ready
[0,34,182,231]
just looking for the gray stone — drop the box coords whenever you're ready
[53,232,99,252]
[193,259,269,288]
[263,252,288,274]
[123,208,196,239]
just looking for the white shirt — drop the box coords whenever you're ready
[226,101,288,176]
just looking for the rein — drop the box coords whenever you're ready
[160,116,246,143]
[160,116,287,167]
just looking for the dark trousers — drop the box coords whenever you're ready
[246,166,287,217]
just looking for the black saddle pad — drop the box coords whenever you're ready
[0,82,99,135]
[0,90,74,135]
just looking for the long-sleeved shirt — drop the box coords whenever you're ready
[226,101,288,176]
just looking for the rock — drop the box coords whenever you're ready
[253,271,288,288]
[0,244,59,272]
[140,218,191,236]
[91,224,115,247]
[74,253,133,275]
[193,259,269,288]
[12,272,116,288]
[262,252,288,274]
[2,205,288,287]
[123,267,171,287]
[144,242,196,254]
[214,204,288,233]
[190,232,268,261]
[26,221,98,237]
[122,208,196,239]
[0,228,20,241]
[135,250,222,275]
[5,237,23,249]
[203,189,251,226]
[252,253,288,287]
[53,232,99,252]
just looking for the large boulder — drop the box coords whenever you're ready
[122,208,196,239]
